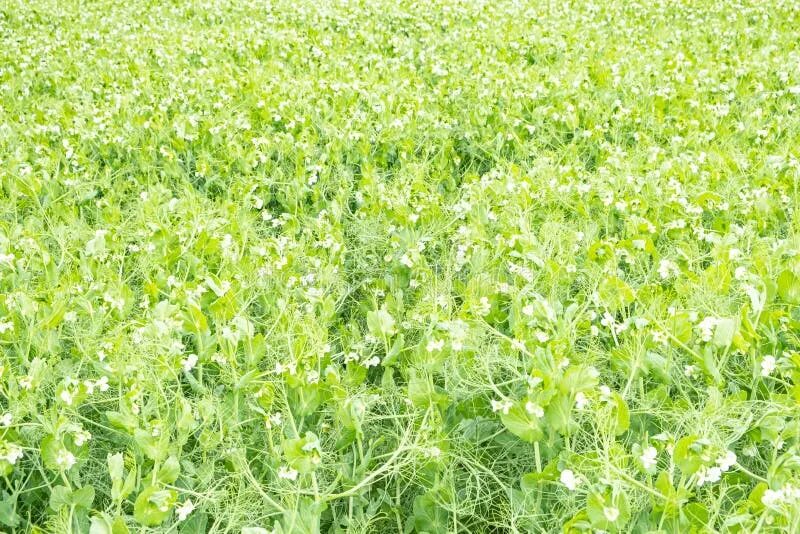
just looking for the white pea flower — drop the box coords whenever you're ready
[301,438,321,454]
[658,259,678,279]
[266,412,283,429]
[426,339,445,352]
[534,330,549,343]
[476,297,491,316]
[742,284,764,312]
[762,488,784,506]
[696,465,722,486]
[717,450,737,471]
[181,353,199,372]
[696,316,718,342]
[761,355,776,376]
[0,443,23,465]
[60,390,74,405]
[491,399,513,415]
[278,465,299,481]
[306,370,320,384]
[640,446,658,470]
[652,330,668,346]
[175,499,195,521]
[603,506,620,522]
[734,266,749,280]
[560,469,579,491]
[426,446,442,458]
[56,450,76,470]
[525,402,544,417]
[361,356,380,368]
[96,376,110,392]
[73,430,92,447]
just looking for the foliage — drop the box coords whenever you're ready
[1,0,800,531]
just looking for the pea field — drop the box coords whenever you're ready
[2,0,800,532]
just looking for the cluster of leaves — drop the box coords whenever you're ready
[1,0,800,532]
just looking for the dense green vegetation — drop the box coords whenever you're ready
[2,0,800,531]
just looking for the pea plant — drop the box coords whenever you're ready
[1,0,800,532]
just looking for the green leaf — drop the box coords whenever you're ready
[49,484,95,512]
[520,462,559,491]
[587,489,630,530]
[84,230,108,257]
[106,452,136,501]
[283,432,321,474]
[382,334,405,367]
[665,312,693,344]
[0,495,20,527]
[106,411,138,433]
[157,455,181,484]
[673,435,702,475]
[134,428,167,461]
[245,333,266,367]
[277,497,323,534]
[722,513,753,528]
[49,485,73,511]
[683,501,709,527]
[412,491,449,534]
[184,304,209,333]
[598,276,635,312]
[777,270,800,304]
[654,471,680,517]
[610,393,630,435]
[292,383,324,417]
[133,485,176,527]
[544,393,573,433]
[407,370,448,409]
[40,435,62,471]
[499,404,543,443]
[712,317,737,349]
[177,397,199,433]
[73,486,95,509]
[179,511,208,533]
[560,365,599,395]
[108,452,125,483]
[120,468,138,502]
[748,482,768,512]
[366,306,396,338]
[112,515,131,534]
[90,515,113,534]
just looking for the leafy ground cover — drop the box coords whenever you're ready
[2,0,800,532]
